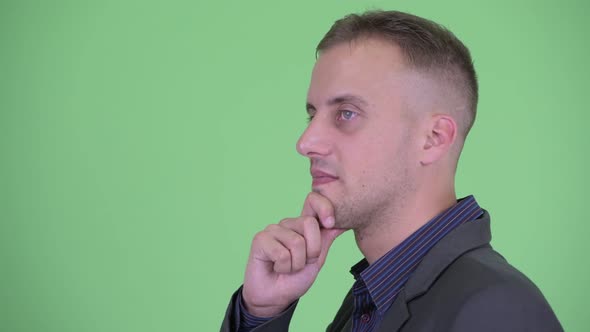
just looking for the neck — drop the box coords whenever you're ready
[354,187,457,264]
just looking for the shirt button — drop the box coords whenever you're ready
[361,313,371,323]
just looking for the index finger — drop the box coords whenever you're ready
[301,192,335,228]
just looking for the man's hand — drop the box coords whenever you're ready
[241,192,346,317]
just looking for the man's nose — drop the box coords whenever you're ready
[296,117,332,157]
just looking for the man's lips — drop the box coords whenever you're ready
[311,169,339,186]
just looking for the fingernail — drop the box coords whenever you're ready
[325,216,335,228]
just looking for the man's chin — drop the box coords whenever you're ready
[311,187,341,207]
[312,186,334,198]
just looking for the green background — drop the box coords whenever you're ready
[1,0,588,331]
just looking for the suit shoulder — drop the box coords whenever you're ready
[423,246,563,331]
[436,246,543,299]
[404,246,562,331]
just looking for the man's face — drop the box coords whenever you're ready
[297,38,421,230]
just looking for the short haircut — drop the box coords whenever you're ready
[317,10,478,138]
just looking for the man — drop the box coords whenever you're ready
[221,10,562,332]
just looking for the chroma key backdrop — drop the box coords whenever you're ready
[1,0,588,331]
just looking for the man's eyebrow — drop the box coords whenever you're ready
[306,94,368,113]
[328,94,369,107]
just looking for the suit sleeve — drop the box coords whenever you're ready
[220,287,298,332]
[449,282,563,332]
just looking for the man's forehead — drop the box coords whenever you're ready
[307,43,448,116]
[307,45,413,107]
[314,38,407,73]
[309,41,410,99]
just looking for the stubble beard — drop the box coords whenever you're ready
[329,160,415,243]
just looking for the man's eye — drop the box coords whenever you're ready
[338,110,357,121]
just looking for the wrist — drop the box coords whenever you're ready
[242,298,288,318]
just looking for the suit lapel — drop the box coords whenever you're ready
[375,290,410,332]
[373,212,492,331]
[341,317,352,331]
[403,214,492,301]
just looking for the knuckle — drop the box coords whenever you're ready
[303,216,317,226]
[289,234,305,248]
[252,231,267,243]
[264,224,279,232]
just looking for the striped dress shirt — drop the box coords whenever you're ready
[237,195,483,332]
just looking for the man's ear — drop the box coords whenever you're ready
[420,115,457,166]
